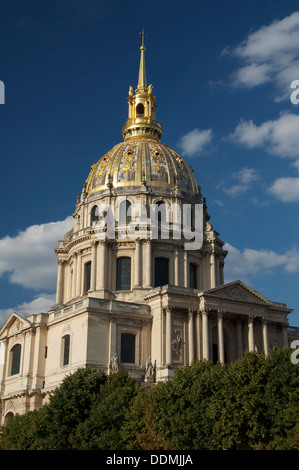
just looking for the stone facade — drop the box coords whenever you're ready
[0,38,296,426]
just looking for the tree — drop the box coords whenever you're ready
[70,367,142,449]
[0,367,107,450]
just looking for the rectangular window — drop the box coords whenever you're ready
[154,257,169,287]
[189,263,197,289]
[63,335,70,366]
[84,261,91,293]
[121,333,135,363]
[116,257,131,290]
[11,344,21,375]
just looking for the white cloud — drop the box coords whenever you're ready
[268,177,299,202]
[217,167,260,197]
[224,242,299,284]
[0,216,73,290]
[233,63,272,88]
[0,293,56,326]
[229,113,299,159]
[225,11,299,100]
[177,128,213,157]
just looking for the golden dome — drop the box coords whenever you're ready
[85,138,198,195]
[84,32,198,197]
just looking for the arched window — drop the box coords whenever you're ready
[156,200,166,223]
[62,334,70,366]
[154,257,169,287]
[4,412,14,424]
[90,205,100,224]
[10,344,21,375]
[119,199,131,224]
[136,103,145,118]
[189,263,197,289]
[116,257,131,290]
[84,261,91,293]
[121,333,135,363]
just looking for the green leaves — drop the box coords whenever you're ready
[0,349,298,450]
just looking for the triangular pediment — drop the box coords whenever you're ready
[202,280,272,305]
[0,312,31,338]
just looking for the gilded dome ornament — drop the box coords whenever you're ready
[83,33,198,196]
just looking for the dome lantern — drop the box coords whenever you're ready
[122,30,163,141]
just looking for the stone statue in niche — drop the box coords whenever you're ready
[172,330,183,361]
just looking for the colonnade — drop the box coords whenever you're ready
[56,237,226,304]
[163,308,289,365]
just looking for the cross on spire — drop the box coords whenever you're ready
[140,29,147,48]
[137,29,147,89]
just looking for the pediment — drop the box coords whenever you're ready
[203,280,272,305]
[0,312,31,338]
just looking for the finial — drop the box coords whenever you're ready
[140,29,147,49]
[137,29,147,90]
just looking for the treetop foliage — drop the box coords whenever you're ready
[0,348,298,450]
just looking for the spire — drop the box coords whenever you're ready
[122,32,163,141]
[137,29,147,90]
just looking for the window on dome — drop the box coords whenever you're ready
[136,103,144,117]
[62,334,70,366]
[90,205,100,224]
[84,261,91,293]
[10,344,21,375]
[189,263,197,289]
[116,257,131,290]
[154,257,169,287]
[155,200,166,223]
[119,200,132,224]
[121,333,136,363]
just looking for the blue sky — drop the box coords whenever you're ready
[0,0,299,327]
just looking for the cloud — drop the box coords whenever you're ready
[229,113,299,159]
[225,11,299,100]
[232,63,272,88]
[268,177,299,202]
[0,216,73,290]
[217,167,260,197]
[177,128,213,157]
[224,242,299,283]
[0,293,56,326]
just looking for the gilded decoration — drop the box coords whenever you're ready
[150,144,167,177]
[120,144,136,175]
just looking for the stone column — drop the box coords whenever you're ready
[90,241,97,291]
[165,307,172,366]
[145,239,152,288]
[262,317,269,356]
[134,238,141,287]
[72,253,77,298]
[184,251,188,288]
[210,249,216,289]
[217,310,225,364]
[174,247,179,286]
[76,250,82,296]
[56,260,65,303]
[97,240,106,289]
[248,314,255,352]
[108,318,117,373]
[281,322,289,347]
[202,309,210,360]
[236,318,243,358]
[188,309,194,364]
[196,311,202,360]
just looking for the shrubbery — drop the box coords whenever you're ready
[0,348,298,450]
